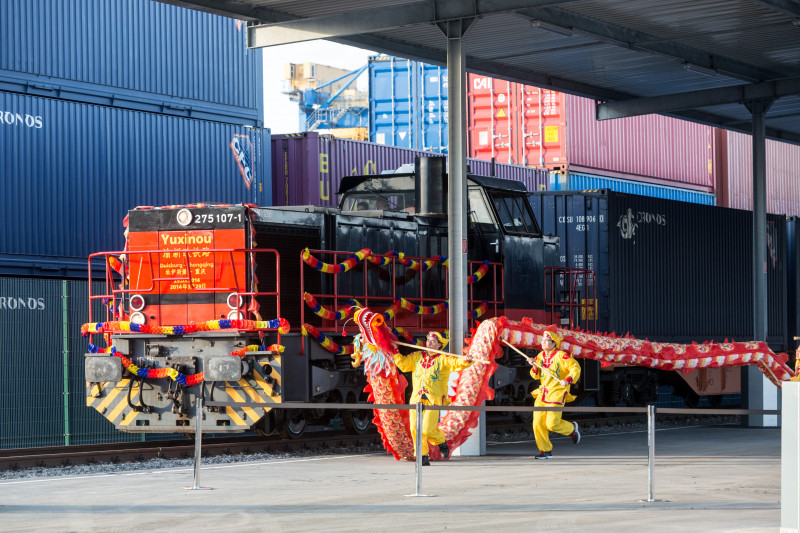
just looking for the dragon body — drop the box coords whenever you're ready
[352,311,796,461]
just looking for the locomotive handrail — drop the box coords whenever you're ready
[88,248,281,327]
[300,248,504,339]
[544,266,597,331]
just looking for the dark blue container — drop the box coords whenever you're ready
[0,0,262,124]
[368,56,447,153]
[529,190,790,351]
[788,217,799,351]
[0,90,270,278]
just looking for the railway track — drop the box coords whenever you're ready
[0,412,741,473]
[0,431,382,472]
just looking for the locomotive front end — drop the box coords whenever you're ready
[84,204,286,434]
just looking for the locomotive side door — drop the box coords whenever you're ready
[467,187,503,264]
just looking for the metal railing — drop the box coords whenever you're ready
[189,399,779,500]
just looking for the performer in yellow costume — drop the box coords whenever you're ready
[394,331,472,465]
[528,325,582,459]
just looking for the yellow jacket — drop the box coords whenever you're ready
[530,349,581,405]
[395,351,471,405]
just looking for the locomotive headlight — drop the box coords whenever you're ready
[130,312,146,325]
[85,354,122,382]
[227,292,243,309]
[205,356,242,382]
[227,310,244,320]
[176,208,193,226]
[129,294,146,312]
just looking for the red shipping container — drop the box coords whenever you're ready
[271,132,548,207]
[463,76,716,192]
[518,87,567,169]
[720,130,800,216]
[467,74,520,165]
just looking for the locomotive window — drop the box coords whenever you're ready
[491,194,539,234]
[342,193,412,212]
[468,189,495,226]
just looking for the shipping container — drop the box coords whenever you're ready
[528,190,789,350]
[467,74,519,164]
[271,131,548,207]
[326,127,369,141]
[0,276,145,448]
[0,0,263,123]
[369,58,717,193]
[0,90,270,278]
[792,217,799,360]
[560,172,716,205]
[717,130,800,217]
[562,95,716,191]
[369,56,447,152]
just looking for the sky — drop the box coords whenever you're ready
[262,41,376,134]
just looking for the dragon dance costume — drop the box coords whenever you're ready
[394,332,472,458]
[530,325,581,457]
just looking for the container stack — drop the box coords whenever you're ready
[0,0,266,448]
[368,56,800,216]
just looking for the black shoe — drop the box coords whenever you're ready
[534,450,553,460]
[570,422,581,445]
[438,442,451,460]
[421,455,430,466]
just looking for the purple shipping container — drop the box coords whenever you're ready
[719,130,800,216]
[271,132,548,207]
[564,95,716,192]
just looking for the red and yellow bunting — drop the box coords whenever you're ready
[469,301,489,319]
[82,317,290,336]
[381,299,403,320]
[230,344,284,357]
[87,344,203,386]
[397,252,445,271]
[468,260,489,284]
[303,292,356,320]
[302,248,370,273]
[367,251,398,265]
[301,323,354,355]
[399,298,448,315]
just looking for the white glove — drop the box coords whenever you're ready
[559,379,569,387]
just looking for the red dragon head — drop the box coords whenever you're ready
[354,307,397,354]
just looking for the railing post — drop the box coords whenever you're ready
[406,402,429,497]
[648,404,655,501]
[185,390,211,491]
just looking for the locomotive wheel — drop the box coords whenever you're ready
[343,409,372,434]
[343,393,373,434]
[279,411,307,439]
[254,411,277,437]
[514,396,534,424]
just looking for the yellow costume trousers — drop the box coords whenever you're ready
[409,406,445,456]
[532,397,574,452]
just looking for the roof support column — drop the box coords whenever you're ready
[443,18,472,356]
[443,17,480,455]
[744,98,778,428]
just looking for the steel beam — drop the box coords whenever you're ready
[246,0,572,48]
[597,78,800,120]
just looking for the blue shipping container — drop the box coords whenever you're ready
[0,0,262,124]
[0,90,270,277]
[369,56,447,153]
[559,172,716,205]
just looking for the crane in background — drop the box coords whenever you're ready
[283,62,369,138]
